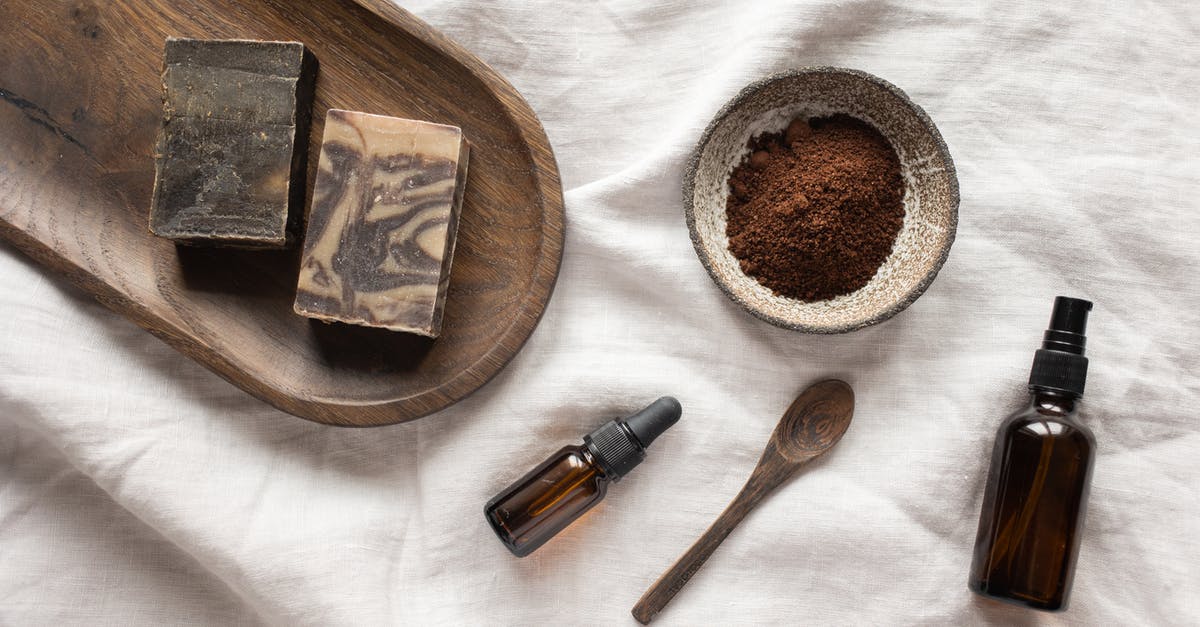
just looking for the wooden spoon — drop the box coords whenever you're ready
[631,379,855,624]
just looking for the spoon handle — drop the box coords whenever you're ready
[632,464,790,624]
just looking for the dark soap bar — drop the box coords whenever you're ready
[148,38,316,247]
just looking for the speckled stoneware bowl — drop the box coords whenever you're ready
[684,67,959,333]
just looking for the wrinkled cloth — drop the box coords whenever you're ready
[2,1,1198,625]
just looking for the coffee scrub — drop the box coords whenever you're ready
[725,114,904,302]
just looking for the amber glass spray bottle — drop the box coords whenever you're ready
[485,397,682,557]
[969,296,1096,611]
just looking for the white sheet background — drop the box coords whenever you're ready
[2,1,1198,624]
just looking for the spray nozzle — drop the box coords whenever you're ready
[1042,296,1093,355]
[1029,296,1093,396]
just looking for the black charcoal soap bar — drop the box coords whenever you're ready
[149,38,316,247]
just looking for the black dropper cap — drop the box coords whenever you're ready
[1028,296,1093,397]
[584,397,682,481]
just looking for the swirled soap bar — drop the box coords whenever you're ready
[294,110,470,337]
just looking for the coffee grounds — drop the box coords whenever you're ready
[725,114,904,302]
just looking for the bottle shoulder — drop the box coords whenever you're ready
[560,444,614,485]
[530,445,607,476]
[999,405,1095,447]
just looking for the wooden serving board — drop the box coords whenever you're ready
[0,0,564,426]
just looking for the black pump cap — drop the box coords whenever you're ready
[1029,297,1093,396]
[584,397,682,481]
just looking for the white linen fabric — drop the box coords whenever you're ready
[2,1,1198,624]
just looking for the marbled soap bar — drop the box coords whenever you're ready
[295,110,470,337]
[149,38,316,247]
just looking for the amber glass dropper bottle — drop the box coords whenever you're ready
[485,397,682,557]
[969,296,1096,611]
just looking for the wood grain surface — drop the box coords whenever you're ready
[0,0,565,426]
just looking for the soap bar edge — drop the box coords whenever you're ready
[425,135,471,337]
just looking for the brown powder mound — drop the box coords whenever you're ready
[725,114,905,302]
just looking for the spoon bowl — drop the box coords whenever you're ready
[632,379,855,624]
[772,379,854,459]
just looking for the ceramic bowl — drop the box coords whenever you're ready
[684,67,959,333]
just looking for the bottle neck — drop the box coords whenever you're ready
[578,446,609,479]
[1029,388,1078,416]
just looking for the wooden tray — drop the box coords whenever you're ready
[0,0,564,426]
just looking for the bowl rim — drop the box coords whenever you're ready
[682,66,961,333]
